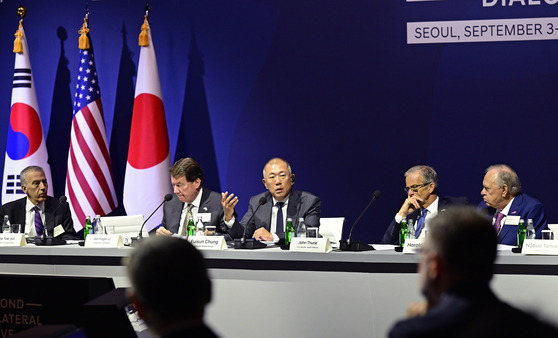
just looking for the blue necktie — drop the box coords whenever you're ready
[415,209,428,238]
[276,202,284,233]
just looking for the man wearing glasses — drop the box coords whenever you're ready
[382,165,467,244]
[222,158,320,243]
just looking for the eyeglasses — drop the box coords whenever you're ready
[266,173,290,182]
[404,182,431,193]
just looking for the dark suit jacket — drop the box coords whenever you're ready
[389,283,558,338]
[478,193,547,245]
[382,196,469,244]
[0,196,77,240]
[233,189,321,242]
[153,188,236,241]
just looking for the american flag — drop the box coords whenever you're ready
[66,41,117,231]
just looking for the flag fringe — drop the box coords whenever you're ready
[78,18,90,50]
[13,21,23,54]
[139,16,149,47]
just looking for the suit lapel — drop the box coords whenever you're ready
[199,189,211,213]
[258,193,273,230]
[16,198,27,232]
[499,196,522,242]
[287,189,301,227]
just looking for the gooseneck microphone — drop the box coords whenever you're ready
[132,193,173,245]
[339,190,381,252]
[234,196,268,249]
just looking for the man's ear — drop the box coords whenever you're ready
[426,254,443,282]
[501,184,509,197]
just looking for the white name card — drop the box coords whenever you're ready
[84,234,124,248]
[290,237,332,253]
[403,238,425,254]
[188,236,226,250]
[0,234,26,247]
[521,239,558,255]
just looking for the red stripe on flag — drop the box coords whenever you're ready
[66,143,85,228]
[69,118,104,213]
[76,105,117,210]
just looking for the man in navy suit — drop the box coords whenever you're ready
[382,165,467,245]
[479,164,547,245]
[389,207,558,338]
[153,158,236,240]
[0,165,77,240]
[222,158,320,243]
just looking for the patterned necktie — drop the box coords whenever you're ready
[180,204,194,236]
[276,202,285,233]
[494,212,505,233]
[415,209,428,238]
[34,206,44,237]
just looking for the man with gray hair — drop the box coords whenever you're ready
[222,157,320,243]
[382,165,467,244]
[0,165,77,239]
[389,206,558,337]
[479,164,547,245]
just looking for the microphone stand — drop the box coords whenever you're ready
[234,197,268,249]
[339,191,381,252]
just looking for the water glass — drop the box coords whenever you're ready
[541,230,554,240]
[11,224,21,234]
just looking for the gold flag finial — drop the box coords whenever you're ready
[78,17,90,50]
[13,21,23,54]
[139,16,149,47]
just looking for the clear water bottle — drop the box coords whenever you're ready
[94,215,104,235]
[297,217,307,238]
[526,219,535,239]
[196,217,205,236]
[407,219,415,239]
[2,215,10,234]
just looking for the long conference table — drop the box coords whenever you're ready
[1,244,558,337]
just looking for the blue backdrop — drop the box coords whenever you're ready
[1,0,557,243]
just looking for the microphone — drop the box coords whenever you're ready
[339,190,381,252]
[34,195,68,246]
[234,196,268,249]
[132,193,173,246]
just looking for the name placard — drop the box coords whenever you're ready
[188,236,226,250]
[84,234,124,248]
[403,238,424,254]
[0,234,26,247]
[290,237,332,253]
[521,239,558,255]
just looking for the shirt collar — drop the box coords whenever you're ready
[26,198,44,213]
[273,194,290,207]
[425,196,439,213]
[500,197,515,215]
[188,187,203,209]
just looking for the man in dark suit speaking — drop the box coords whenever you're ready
[0,165,77,239]
[479,164,547,245]
[222,158,320,243]
[153,157,235,240]
[382,165,467,244]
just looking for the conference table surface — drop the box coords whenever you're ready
[1,243,558,337]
